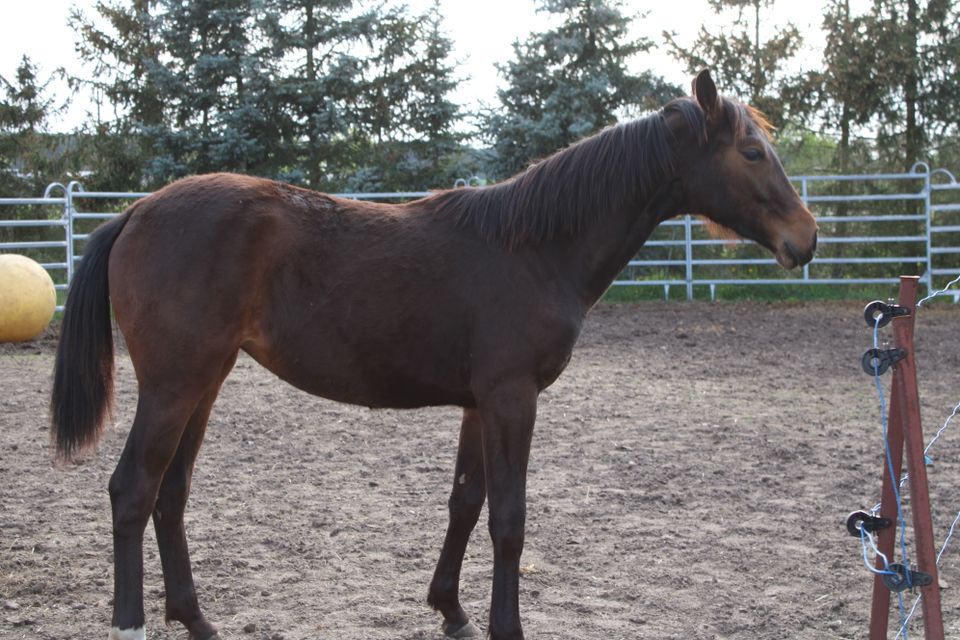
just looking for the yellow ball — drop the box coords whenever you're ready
[0,254,57,342]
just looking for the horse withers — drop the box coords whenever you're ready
[50,71,817,640]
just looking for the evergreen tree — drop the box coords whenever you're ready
[70,0,164,188]
[794,0,886,173]
[664,0,803,128]
[486,0,679,179]
[72,0,164,129]
[349,1,467,191]
[0,57,62,194]
[868,0,960,169]
[74,0,466,190]
[404,1,469,189]
[147,0,274,179]
[408,2,462,157]
[260,0,383,187]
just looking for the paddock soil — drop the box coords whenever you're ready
[4,301,960,640]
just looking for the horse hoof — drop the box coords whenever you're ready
[443,620,483,638]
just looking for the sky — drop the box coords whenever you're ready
[0,0,843,132]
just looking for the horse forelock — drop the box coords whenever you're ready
[725,100,775,142]
[428,110,677,248]
[666,95,774,147]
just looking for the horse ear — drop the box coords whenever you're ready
[692,69,720,117]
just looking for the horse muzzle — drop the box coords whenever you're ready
[776,230,818,269]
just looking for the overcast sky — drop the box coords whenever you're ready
[0,0,844,131]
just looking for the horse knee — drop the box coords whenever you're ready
[488,508,526,559]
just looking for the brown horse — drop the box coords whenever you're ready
[50,71,817,640]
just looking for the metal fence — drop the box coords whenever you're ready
[1,164,958,309]
[616,162,960,300]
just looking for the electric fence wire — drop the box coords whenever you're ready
[872,400,960,513]
[895,509,960,639]
[917,273,960,307]
[890,406,960,637]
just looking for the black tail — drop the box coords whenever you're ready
[50,208,134,462]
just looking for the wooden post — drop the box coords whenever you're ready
[869,383,905,640]
[865,276,944,639]
[891,276,944,640]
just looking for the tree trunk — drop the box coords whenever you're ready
[903,0,921,169]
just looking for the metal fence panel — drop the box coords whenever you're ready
[1,166,958,309]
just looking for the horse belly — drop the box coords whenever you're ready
[241,321,475,410]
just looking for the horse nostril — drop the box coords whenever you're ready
[811,232,818,254]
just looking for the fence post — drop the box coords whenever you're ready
[921,166,933,296]
[684,214,693,300]
[64,181,83,286]
[868,381,905,640]
[893,276,944,639]
[800,176,810,283]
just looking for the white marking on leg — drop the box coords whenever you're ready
[108,627,145,640]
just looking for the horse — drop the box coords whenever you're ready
[50,70,817,640]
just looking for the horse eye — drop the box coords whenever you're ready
[741,148,764,162]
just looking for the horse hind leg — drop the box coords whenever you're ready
[108,352,237,640]
[428,408,486,638]
[153,353,237,640]
[109,392,203,639]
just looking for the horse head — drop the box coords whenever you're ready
[674,70,818,269]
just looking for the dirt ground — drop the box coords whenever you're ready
[3,301,960,640]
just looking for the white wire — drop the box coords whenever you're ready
[917,273,960,307]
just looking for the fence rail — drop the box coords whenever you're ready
[1,165,958,309]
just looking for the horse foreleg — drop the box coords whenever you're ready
[428,408,486,638]
[476,379,537,640]
[109,391,199,640]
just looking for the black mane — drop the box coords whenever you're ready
[426,97,711,247]
[425,95,771,248]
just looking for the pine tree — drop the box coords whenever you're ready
[147,0,269,178]
[260,0,384,188]
[869,0,960,169]
[664,0,802,128]
[404,2,468,189]
[0,57,62,194]
[70,0,165,188]
[72,0,163,128]
[796,0,886,173]
[350,1,466,190]
[486,0,679,179]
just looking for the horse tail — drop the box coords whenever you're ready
[50,207,135,462]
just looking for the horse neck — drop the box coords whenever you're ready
[557,175,683,308]
[540,109,699,307]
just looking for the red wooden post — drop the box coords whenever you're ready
[865,276,945,639]
[869,383,905,640]
[891,276,944,640]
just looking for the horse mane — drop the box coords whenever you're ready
[426,96,767,248]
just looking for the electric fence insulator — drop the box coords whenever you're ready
[862,348,907,376]
[864,300,911,328]
[846,510,892,537]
